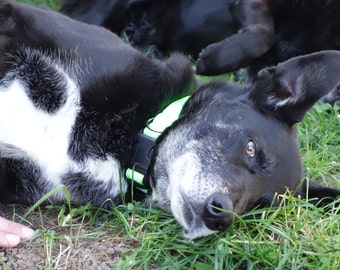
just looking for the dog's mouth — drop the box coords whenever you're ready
[174,192,216,240]
[171,191,235,240]
[183,219,216,240]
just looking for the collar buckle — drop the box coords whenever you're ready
[126,132,155,194]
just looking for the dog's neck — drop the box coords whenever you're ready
[125,96,190,193]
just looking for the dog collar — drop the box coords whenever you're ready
[126,96,190,194]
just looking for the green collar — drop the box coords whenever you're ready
[126,96,190,193]
[143,96,190,139]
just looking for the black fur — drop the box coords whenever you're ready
[0,0,193,206]
[6,49,68,113]
[148,51,340,239]
[60,0,235,59]
[60,0,340,79]
[0,1,339,240]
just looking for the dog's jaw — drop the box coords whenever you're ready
[151,152,216,239]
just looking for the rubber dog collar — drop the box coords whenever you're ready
[126,96,190,193]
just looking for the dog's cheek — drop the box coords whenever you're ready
[149,153,172,212]
[150,174,172,212]
[248,150,275,175]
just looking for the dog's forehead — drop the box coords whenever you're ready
[156,93,294,169]
[188,95,285,138]
[159,96,278,169]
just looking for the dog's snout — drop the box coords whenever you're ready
[202,193,235,231]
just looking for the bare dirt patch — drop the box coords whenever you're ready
[0,204,133,269]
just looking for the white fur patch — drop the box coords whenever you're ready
[183,224,216,240]
[168,152,201,228]
[0,74,78,182]
[0,67,123,201]
[165,151,219,240]
[72,156,124,197]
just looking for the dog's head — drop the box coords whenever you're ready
[149,51,340,240]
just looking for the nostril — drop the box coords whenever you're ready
[208,198,225,215]
[207,195,230,216]
[203,193,235,231]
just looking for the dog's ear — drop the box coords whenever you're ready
[250,51,340,125]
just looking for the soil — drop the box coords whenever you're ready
[0,204,132,270]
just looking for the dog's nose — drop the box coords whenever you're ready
[202,193,235,231]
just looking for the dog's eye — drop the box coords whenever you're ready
[246,140,256,157]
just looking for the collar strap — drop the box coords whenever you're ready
[126,96,190,193]
[142,96,190,139]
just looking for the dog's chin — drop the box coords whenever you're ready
[152,193,218,240]
[167,191,215,240]
[171,204,217,240]
[182,218,217,241]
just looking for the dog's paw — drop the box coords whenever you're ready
[196,43,222,75]
[196,40,239,76]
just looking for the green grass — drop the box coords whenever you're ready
[299,103,340,188]
[16,0,62,10]
[6,1,340,269]
[107,198,340,270]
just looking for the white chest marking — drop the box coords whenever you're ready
[0,70,124,201]
[0,75,79,183]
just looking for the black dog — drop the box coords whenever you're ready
[60,0,340,78]
[0,1,339,240]
[60,0,236,60]
[197,0,340,78]
[148,50,340,239]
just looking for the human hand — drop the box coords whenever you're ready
[0,217,34,248]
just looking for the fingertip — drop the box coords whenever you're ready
[21,226,34,240]
[5,233,21,247]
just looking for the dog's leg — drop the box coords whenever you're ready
[302,181,340,206]
[196,0,274,75]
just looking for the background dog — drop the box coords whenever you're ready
[60,0,340,79]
